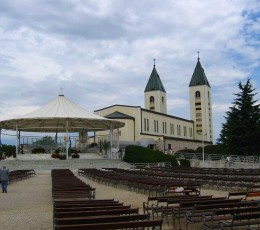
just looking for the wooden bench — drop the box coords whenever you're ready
[228,191,247,200]
[55,213,149,225]
[55,219,163,230]
[172,198,240,229]
[219,212,260,230]
[246,191,260,201]
[202,205,260,230]
[184,201,259,229]
[54,208,140,219]
[150,195,213,220]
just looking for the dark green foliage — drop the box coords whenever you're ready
[124,145,178,166]
[218,79,260,155]
[72,153,80,158]
[177,148,195,153]
[178,159,191,167]
[100,139,110,155]
[196,144,229,155]
[51,153,60,159]
[32,147,46,154]
[59,155,66,160]
[55,148,61,154]
[0,144,16,158]
[32,135,56,148]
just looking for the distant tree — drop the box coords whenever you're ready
[217,79,260,155]
[32,136,56,148]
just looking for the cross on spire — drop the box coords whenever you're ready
[197,51,200,60]
[153,58,156,67]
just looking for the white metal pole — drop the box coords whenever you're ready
[202,137,204,167]
[66,121,69,160]
[16,124,19,160]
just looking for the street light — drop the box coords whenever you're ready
[201,133,207,167]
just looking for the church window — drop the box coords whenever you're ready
[196,107,201,110]
[184,126,187,136]
[163,122,167,134]
[144,118,146,131]
[195,91,201,98]
[189,127,193,137]
[150,96,154,103]
[147,119,149,131]
[177,125,181,136]
[195,102,201,105]
[162,96,164,104]
[170,123,174,135]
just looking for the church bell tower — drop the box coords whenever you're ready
[144,59,167,114]
[189,53,213,142]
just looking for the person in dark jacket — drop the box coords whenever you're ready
[0,166,9,193]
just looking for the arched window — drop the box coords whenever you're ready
[162,96,164,104]
[150,96,154,103]
[195,91,201,98]
[208,91,210,100]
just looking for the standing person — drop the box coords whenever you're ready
[0,166,9,193]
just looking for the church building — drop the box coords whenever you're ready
[94,56,213,153]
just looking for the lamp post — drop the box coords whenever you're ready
[201,133,207,167]
[202,137,204,167]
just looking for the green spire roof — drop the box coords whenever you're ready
[144,65,166,92]
[189,58,210,87]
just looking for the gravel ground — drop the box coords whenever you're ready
[0,173,52,230]
[0,171,230,230]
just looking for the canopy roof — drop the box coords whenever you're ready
[0,95,125,132]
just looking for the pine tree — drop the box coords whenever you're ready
[218,79,260,155]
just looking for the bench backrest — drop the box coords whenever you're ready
[55,219,163,230]
[55,208,139,218]
[195,201,258,211]
[55,214,149,225]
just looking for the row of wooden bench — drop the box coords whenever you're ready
[141,167,260,191]
[78,168,201,196]
[52,169,163,230]
[7,169,35,183]
[143,192,260,229]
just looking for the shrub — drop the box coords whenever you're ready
[177,148,195,153]
[178,159,191,167]
[55,148,61,154]
[124,145,178,166]
[0,145,16,158]
[59,155,66,160]
[32,147,46,154]
[51,153,60,159]
[72,153,80,159]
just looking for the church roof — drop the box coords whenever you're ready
[144,65,166,92]
[105,111,134,120]
[189,58,210,87]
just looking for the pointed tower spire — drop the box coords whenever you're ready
[144,59,167,113]
[189,54,210,87]
[144,59,166,92]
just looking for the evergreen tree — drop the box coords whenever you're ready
[218,79,260,155]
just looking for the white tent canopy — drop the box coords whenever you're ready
[0,94,124,160]
[0,94,124,132]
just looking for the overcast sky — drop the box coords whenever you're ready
[0,0,259,144]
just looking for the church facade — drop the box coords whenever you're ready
[94,57,213,153]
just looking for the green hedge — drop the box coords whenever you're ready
[0,145,16,158]
[123,145,179,166]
